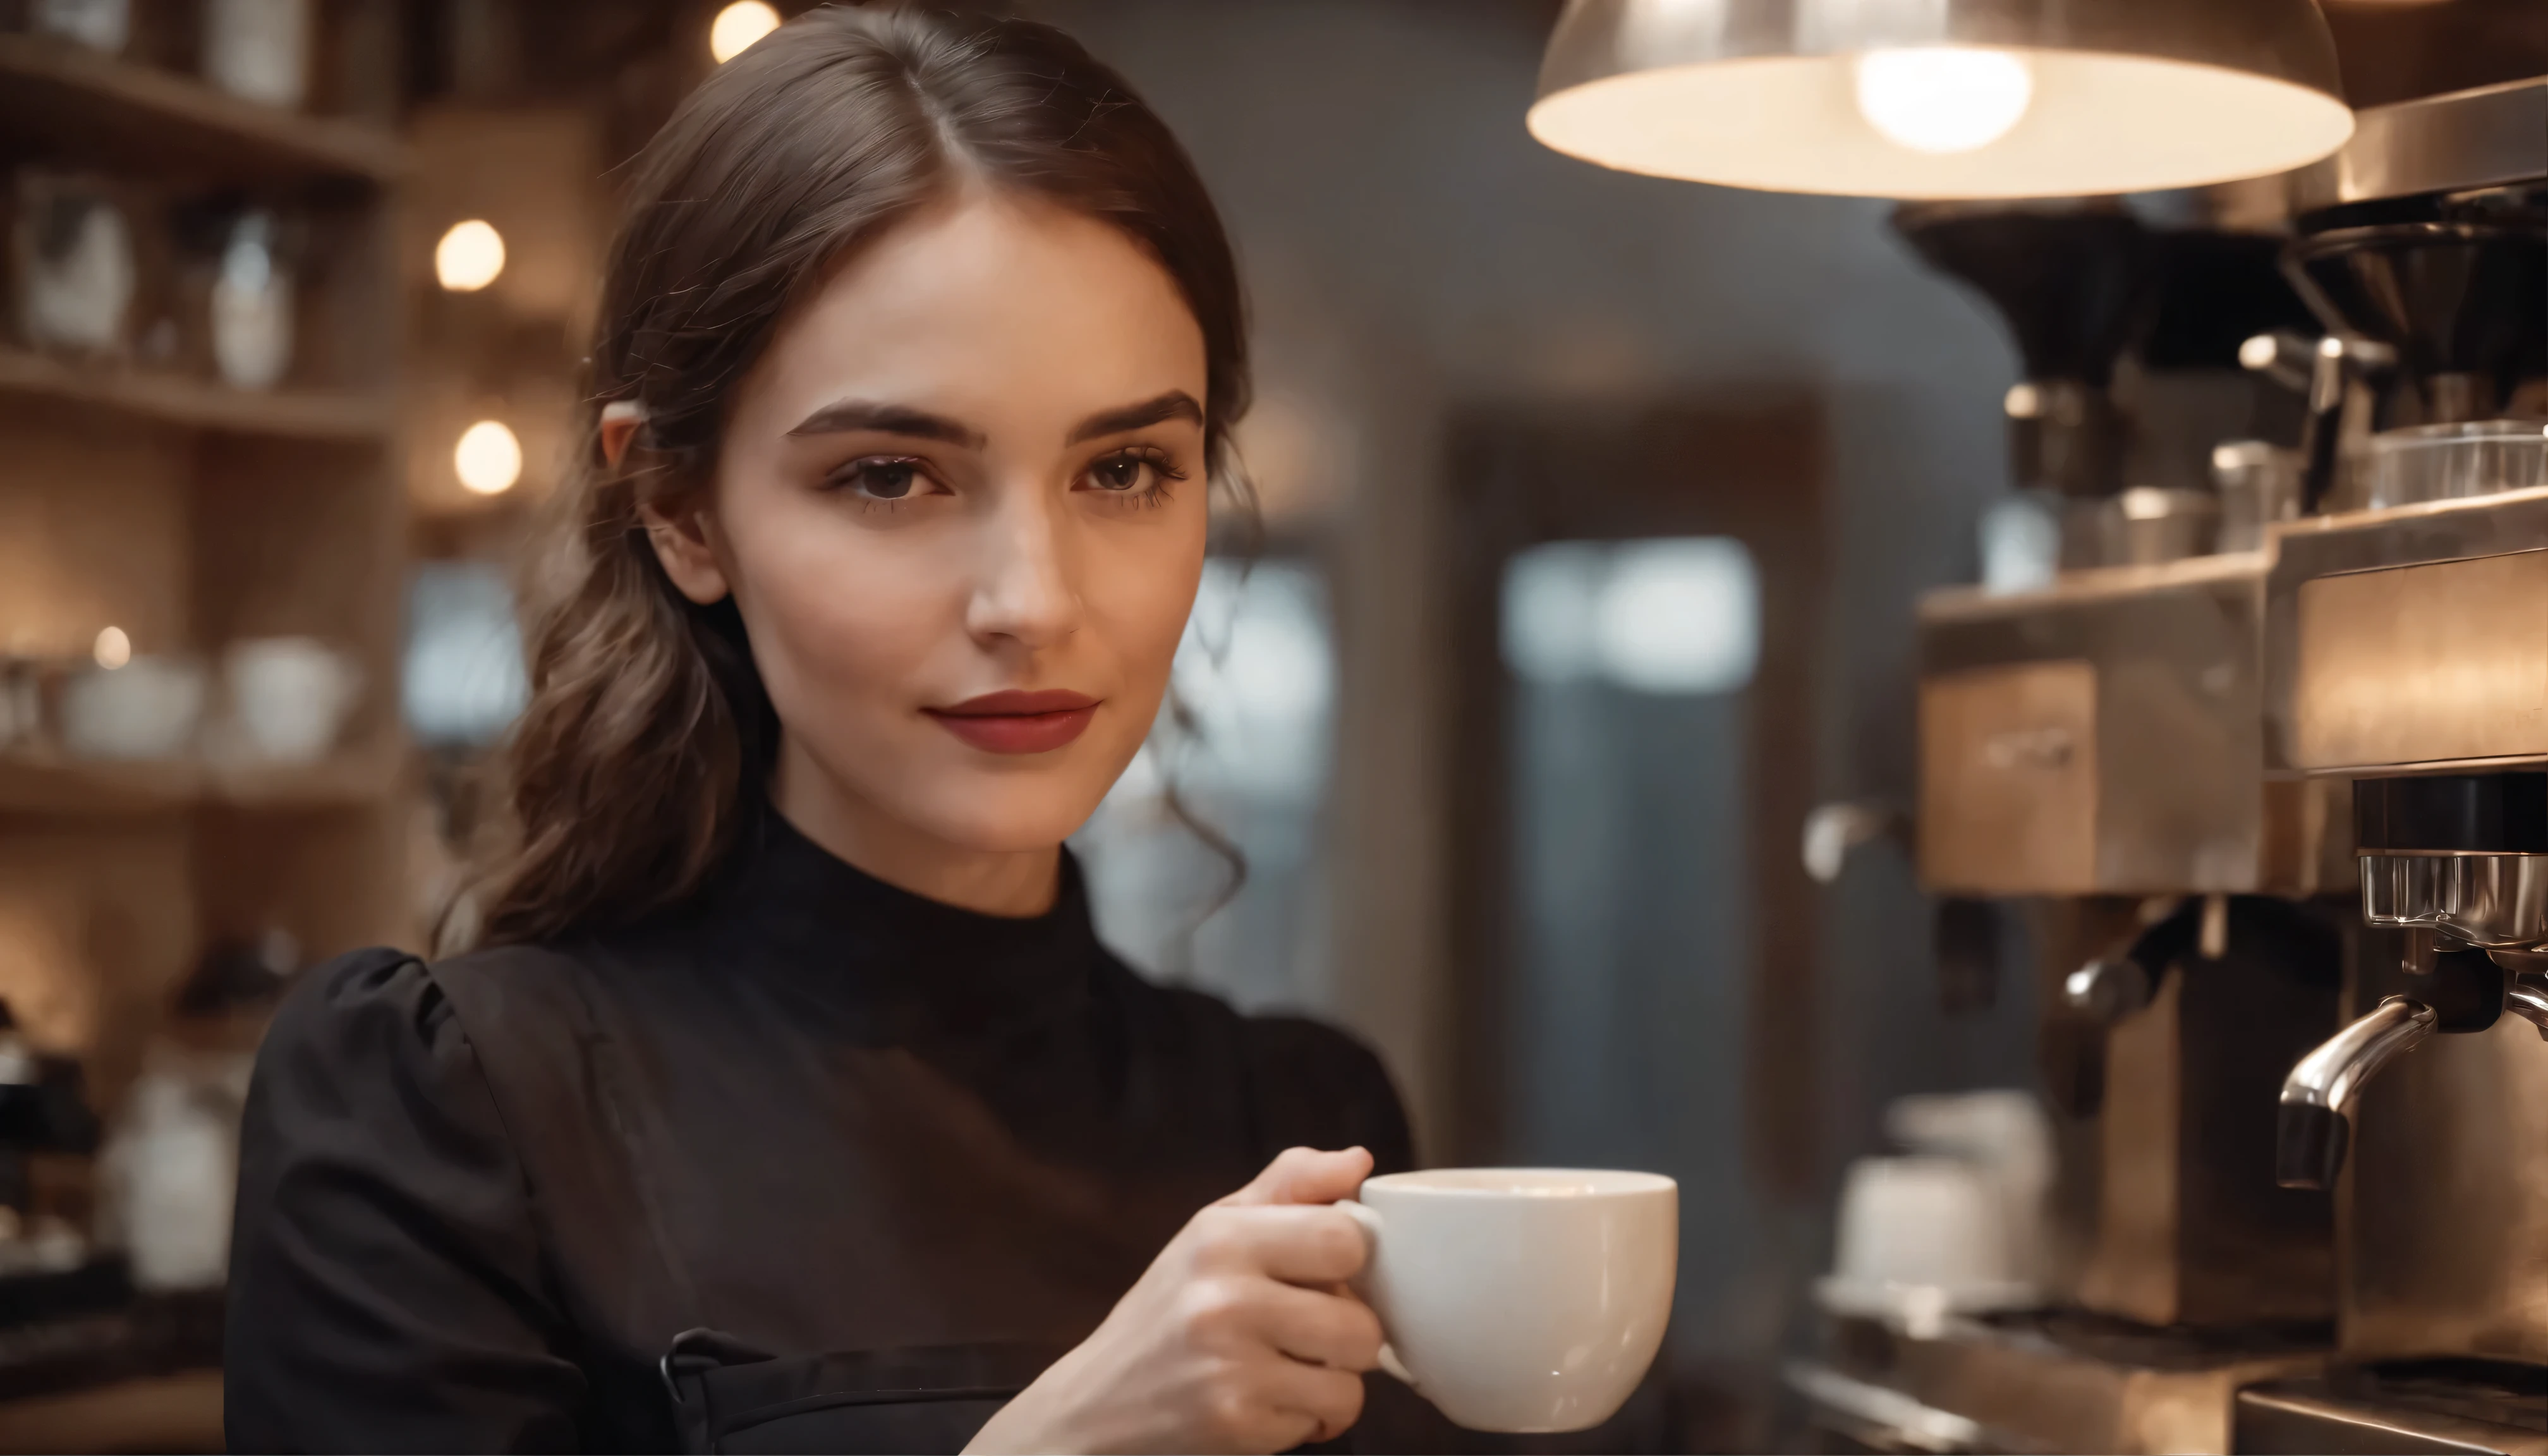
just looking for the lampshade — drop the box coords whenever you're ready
[1529,0,2356,200]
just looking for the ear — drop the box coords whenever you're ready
[638,497,732,606]
[600,400,645,468]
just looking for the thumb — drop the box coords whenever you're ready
[1221,1145,1374,1208]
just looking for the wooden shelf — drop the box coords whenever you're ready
[0,745,400,816]
[0,348,393,442]
[0,1369,221,1455]
[0,33,404,188]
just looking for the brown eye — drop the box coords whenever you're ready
[1087,452,1154,492]
[839,458,925,499]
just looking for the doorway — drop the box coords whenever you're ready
[1441,395,1830,1388]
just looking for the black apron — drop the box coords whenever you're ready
[440,944,1071,1453]
[658,1328,1067,1453]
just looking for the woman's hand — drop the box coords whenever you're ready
[966,1146,1383,1455]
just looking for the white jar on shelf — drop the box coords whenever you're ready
[210,210,293,391]
[203,0,313,111]
[32,0,131,54]
[13,174,135,356]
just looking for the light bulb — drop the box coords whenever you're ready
[93,626,130,669]
[1854,47,2035,155]
[711,1,781,63]
[434,220,506,292]
[455,420,523,495]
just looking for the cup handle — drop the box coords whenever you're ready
[1333,1199,1418,1390]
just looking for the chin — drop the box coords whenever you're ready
[896,772,1114,856]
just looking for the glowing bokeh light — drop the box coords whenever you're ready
[434,219,506,292]
[454,420,523,496]
[711,1,782,64]
[93,626,131,669]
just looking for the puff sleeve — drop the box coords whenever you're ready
[225,949,586,1453]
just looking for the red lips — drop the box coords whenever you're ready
[924,689,1101,755]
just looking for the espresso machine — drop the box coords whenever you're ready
[2228,75,2548,1456]
[1791,198,2358,1454]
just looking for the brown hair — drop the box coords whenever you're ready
[464,4,1251,948]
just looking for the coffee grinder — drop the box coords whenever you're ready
[2232,76,2548,1456]
[1792,200,2356,1454]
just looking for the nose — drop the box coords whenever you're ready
[965,483,1083,651]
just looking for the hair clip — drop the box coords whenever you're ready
[601,399,648,427]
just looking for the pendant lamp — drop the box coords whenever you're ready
[1529,0,2355,199]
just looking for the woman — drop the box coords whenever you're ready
[224,8,1419,1452]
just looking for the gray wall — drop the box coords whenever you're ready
[1040,0,2044,1361]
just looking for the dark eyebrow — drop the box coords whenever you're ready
[1067,391,1204,446]
[786,400,986,449]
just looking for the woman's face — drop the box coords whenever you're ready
[648,189,1210,859]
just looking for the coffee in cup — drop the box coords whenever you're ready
[1340,1168,1676,1433]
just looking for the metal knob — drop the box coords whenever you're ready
[1801,800,1909,885]
[2062,899,2202,1024]
[2063,956,2152,1022]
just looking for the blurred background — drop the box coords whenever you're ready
[0,0,2540,1449]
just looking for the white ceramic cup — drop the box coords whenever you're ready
[225,637,360,763]
[1818,1154,2034,1325]
[60,657,205,760]
[1338,1168,1676,1433]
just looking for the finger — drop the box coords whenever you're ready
[1220,1146,1374,1208]
[1221,1402,1322,1456]
[1254,1358,1368,1446]
[1247,1280,1385,1373]
[1192,1205,1370,1285]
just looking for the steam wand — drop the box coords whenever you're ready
[2276,950,2506,1191]
[2505,967,2548,1040]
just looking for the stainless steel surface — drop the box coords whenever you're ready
[2279,995,2436,1119]
[2293,550,2548,768]
[2286,78,2548,213]
[2082,942,2338,1328]
[1920,658,2097,892]
[1797,1312,2326,1454]
[2237,1378,2548,1455]
[2359,422,2548,509]
[2343,1009,2548,1365]
[1922,554,2351,895]
[2362,851,2548,949]
[1527,0,2348,199]
[2264,488,2548,775]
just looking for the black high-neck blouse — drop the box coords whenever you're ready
[224,813,1417,1453]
